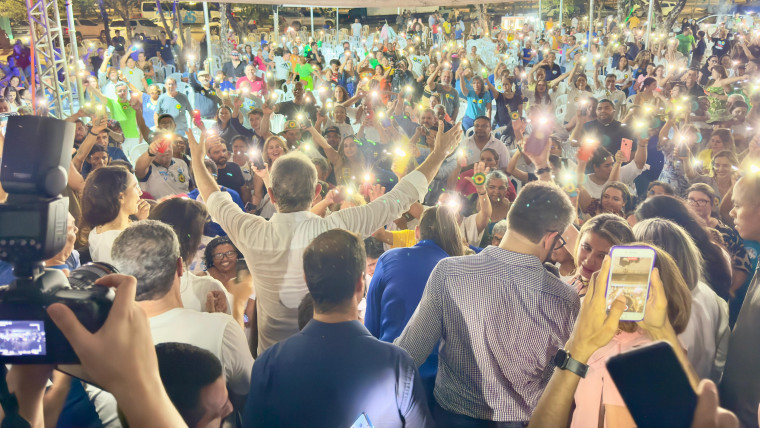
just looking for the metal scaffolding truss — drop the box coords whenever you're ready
[26,0,75,118]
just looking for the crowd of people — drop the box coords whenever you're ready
[1,7,760,428]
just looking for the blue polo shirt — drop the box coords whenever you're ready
[365,240,449,405]
[243,320,433,427]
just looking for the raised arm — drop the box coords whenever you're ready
[506,145,531,183]
[306,125,342,168]
[471,162,492,233]
[426,64,441,92]
[459,72,470,97]
[71,117,107,172]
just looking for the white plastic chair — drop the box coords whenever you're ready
[269,113,286,134]
[465,126,475,139]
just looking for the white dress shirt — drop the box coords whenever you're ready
[206,170,428,353]
[460,135,511,170]
[679,280,730,382]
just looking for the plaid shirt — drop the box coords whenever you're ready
[395,246,580,422]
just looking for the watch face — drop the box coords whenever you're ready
[554,349,568,368]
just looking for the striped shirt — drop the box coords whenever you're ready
[394,246,580,422]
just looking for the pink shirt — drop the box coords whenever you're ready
[571,330,651,428]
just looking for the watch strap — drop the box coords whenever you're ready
[556,349,589,378]
[563,354,589,378]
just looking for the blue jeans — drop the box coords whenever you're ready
[433,401,527,428]
[462,116,475,132]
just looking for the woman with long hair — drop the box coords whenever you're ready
[568,214,635,296]
[692,129,736,173]
[635,195,733,300]
[365,206,465,407]
[81,166,149,264]
[686,149,739,199]
[571,244,693,428]
[633,217,729,382]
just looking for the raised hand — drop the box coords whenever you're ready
[434,120,464,156]
[368,183,387,202]
[205,289,229,313]
[565,257,627,362]
[466,161,490,193]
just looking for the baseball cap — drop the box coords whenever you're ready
[231,50,240,56]
[323,126,340,135]
[197,70,209,77]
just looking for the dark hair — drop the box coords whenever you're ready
[297,293,314,330]
[590,147,613,169]
[642,76,657,88]
[156,343,223,427]
[82,166,131,227]
[364,237,385,259]
[87,144,108,159]
[157,113,175,124]
[419,206,465,257]
[109,159,134,174]
[481,148,499,161]
[248,108,264,118]
[203,236,241,270]
[303,229,364,313]
[508,181,575,243]
[474,115,490,125]
[635,196,732,299]
[601,181,634,214]
[150,198,208,264]
[646,181,675,195]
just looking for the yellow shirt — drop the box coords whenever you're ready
[391,229,417,249]
[629,16,640,29]
[696,149,714,169]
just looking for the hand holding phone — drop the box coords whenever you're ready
[192,110,203,128]
[577,138,599,162]
[620,138,633,162]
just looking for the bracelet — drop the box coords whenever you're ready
[147,150,156,157]
[88,130,98,136]
[478,192,486,196]
[536,166,551,175]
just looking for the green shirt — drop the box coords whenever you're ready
[106,97,140,139]
[675,34,695,56]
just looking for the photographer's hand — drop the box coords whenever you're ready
[527,257,626,428]
[47,274,187,428]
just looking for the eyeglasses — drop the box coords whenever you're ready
[687,198,711,207]
[213,250,238,260]
[556,235,567,249]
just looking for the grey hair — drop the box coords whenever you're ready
[486,170,509,186]
[270,151,318,213]
[111,220,181,301]
[115,82,129,90]
[165,77,177,85]
[633,218,703,291]
[492,219,508,238]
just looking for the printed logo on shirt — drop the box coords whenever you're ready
[175,103,182,109]
[177,169,186,183]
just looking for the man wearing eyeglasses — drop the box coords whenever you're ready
[395,181,580,425]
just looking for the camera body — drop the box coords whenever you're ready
[0,116,115,364]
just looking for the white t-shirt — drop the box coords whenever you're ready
[179,271,233,314]
[273,56,291,81]
[88,229,123,265]
[139,158,191,199]
[351,22,363,37]
[583,161,644,199]
[678,281,729,382]
[149,308,253,395]
[461,213,484,247]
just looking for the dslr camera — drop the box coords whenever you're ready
[0,116,115,364]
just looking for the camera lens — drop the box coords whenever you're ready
[67,263,119,290]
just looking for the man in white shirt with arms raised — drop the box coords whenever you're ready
[188,121,463,354]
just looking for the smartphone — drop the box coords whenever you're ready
[107,46,115,55]
[606,245,656,322]
[620,138,633,162]
[678,142,690,158]
[577,138,599,162]
[236,259,249,277]
[193,110,203,128]
[156,137,171,153]
[350,413,374,428]
[607,341,697,428]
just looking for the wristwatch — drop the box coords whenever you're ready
[554,349,589,378]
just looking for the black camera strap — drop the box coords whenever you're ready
[0,365,32,428]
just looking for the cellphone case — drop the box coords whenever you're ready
[606,341,697,428]
[605,245,656,322]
